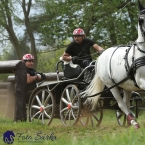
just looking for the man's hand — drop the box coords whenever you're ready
[99,49,105,55]
[37,73,46,80]
[40,73,46,80]
[72,56,78,63]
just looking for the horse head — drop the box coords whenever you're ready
[138,0,145,41]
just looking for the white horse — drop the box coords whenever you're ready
[84,0,145,129]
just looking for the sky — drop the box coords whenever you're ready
[0,0,46,54]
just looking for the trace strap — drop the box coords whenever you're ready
[84,76,130,98]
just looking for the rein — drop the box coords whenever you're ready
[75,52,99,61]
[84,76,130,98]
[77,41,91,58]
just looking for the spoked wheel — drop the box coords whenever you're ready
[28,88,55,125]
[77,100,103,127]
[60,84,81,126]
[116,96,139,126]
[116,110,126,126]
[130,96,139,118]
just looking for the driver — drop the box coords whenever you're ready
[62,28,104,68]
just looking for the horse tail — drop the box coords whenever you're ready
[84,60,104,110]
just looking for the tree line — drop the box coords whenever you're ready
[0,0,143,73]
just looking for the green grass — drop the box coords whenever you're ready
[1,110,145,145]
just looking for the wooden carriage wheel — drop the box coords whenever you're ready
[28,88,55,125]
[60,84,81,126]
[60,84,103,126]
[77,100,103,127]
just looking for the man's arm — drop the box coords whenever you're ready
[62,52,72,61]
[92,44,104,52]
[26,74,42,84]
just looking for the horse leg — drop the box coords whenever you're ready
[110,87,130,114]
[122,90,131,111]
[123,90,140,129]
[110,87,140,129]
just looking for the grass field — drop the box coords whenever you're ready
[1,110,145,145]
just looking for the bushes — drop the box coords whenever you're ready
[37,48,65,73]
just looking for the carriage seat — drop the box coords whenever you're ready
[59,57,95,83]
[60,57,96,84]
[60,57,83,80]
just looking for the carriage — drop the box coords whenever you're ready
[27,59,141,127]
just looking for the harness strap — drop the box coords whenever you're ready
[124,46,132,72]
[130,56,145,73]
[124,44,139,87]
[109,46,120,84]
[136,43,145,53]
[109,44,139,88]
[76,55,92,60]
[77,41,91,57]
[84,76,130,98]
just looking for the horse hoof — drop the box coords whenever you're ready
[134,124,140,129]
[127,113,135,125]
[128,115,140,129]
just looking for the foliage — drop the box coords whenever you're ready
[0,0,145,75]
[0,43,65,80]
[40,0,144,49]
[0,74,11,81]
[37,48,65,73]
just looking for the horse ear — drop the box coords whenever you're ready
[138,0,145,11]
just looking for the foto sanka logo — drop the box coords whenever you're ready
[3,131,15,144]
[3,130,56,143]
